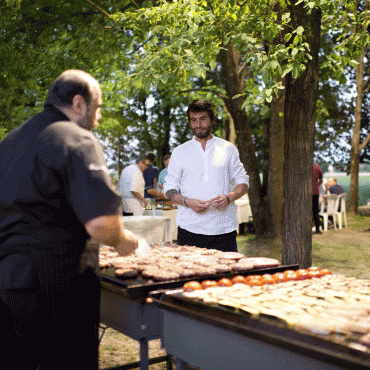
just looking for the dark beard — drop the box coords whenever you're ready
[77,112,94,131]
[192,125,212,138]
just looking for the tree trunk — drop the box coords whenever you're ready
[348,0,369,214]
[268,81,286,239]
[261,115,270,201]
[221,101,235,144]
[160,104,172,165]
[219,43,270,236]
[282,4,321,268]
[349,51,364,215]
[116,136,122,175]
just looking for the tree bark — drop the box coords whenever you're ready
[282,4,321,268]
[116,136,122,175]
[221,101,235,144]
[219,43,270,236]
[349,51,364,214]
[160,104,172,164]
[268,81,286,239]
[349,0,369,214]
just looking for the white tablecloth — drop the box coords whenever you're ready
[122,216,171,244]
[235,198,252,224]
[143,209,178,241]
[143,200,252,241]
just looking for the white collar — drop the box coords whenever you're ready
[192,135,216,149]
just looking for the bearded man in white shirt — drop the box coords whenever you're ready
[164,100,249,252]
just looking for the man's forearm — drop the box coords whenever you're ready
[165,189,186,206]
[85,215,138,256]
[85,214,125,246]
[227,183,249,202]
[131,191,145,203]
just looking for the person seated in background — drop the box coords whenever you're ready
[325,177,344,196]
[323,177,345,212]
[158,154,171,193]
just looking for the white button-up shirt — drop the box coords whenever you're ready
[164,136,249,235]
[119,164,145,216]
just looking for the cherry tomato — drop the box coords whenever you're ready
[218,278,233,287]
[232,275,246,285]
[183,281,202,292]
[201,280,218,289]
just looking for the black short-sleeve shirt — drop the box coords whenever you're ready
[144,164,160,198]
[0,106,121,288]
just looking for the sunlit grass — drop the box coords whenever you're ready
[237,214,370,279]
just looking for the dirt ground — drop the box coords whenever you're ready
[99,329,167,369]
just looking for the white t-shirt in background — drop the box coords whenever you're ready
[119,164,145,216]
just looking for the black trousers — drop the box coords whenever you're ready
[177,226,238,252]
[123,211,134,216]
[0,268,100,370]
[312,194,321,231]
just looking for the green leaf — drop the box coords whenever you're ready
[282,65,293,78]
[260,105,270,116]
[271,61,280,70]
[209,60,217,69]
[296,26,304,35]
[185,49,194,57]
[282,12,290,21]
[292,67,299,79]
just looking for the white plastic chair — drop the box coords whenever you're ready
[336,193,348,229]
[319,194,339,231]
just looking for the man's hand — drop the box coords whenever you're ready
[115,229,139,256]
[165,189,210,213]
[208,195,229,209]
[185,198,210,213]
[85,214,139,256]
[131,191,148,208]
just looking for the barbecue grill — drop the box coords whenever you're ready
[150,282,370,370]
[100,264,297,369]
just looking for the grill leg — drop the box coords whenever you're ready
[166,356,173,370]
[139,338,149,370]
[174,358,185,370]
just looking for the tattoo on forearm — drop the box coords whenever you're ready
[165,189,180,201]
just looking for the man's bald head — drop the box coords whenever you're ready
[44,69,100,109]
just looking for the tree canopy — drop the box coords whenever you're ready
[1,0,370,267]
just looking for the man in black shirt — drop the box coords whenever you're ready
[0,69,139,369]
[143,151,160,199]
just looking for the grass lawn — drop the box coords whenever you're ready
[236,214,370,279]
[99,214,370,369]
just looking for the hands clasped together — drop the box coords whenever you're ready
[185,195,230,214]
